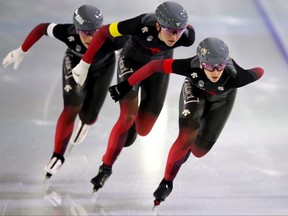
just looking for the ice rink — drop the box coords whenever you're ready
[0,0,288,215]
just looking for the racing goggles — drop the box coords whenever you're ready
[77,29,98,36]
[160,25,185,36]
[201,62,227,72]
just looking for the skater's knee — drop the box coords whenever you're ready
[78,108,98,125]
[80,116,98,125]
[119,104,137,122]
[61,105,80,121]
[136,126,151,136]
[178,128,198,148]
[190,136,215,158]
[190,147,208,158]
[118,113,137,125]
[64,105,81,113]
[116,113,137,133]
[135,112,158,136]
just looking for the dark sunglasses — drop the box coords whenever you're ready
[201,62,227,72]
[77,29,98,36]
[160,25,185,36]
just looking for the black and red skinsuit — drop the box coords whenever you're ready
[80,13,196,166]
[127,56,264,182]
[20,23,127,155]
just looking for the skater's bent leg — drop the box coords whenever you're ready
[164,128,198,182]
[58,51,86,152]
[190,89,236,158]
[79,60,115,125]
[136,73,169,136]
[163,79,203,181]
[102,97,138,166]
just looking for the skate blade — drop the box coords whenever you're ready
[92,187,99,193]
[152,201,160,216]
[44,173,52,181]
[67,144,74,155]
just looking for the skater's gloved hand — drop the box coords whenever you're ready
[72,60,90,86]
[109,80,132,102]
[2,47,27,70]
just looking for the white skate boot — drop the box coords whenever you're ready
[70,121,90,145]
[44,153,65,179]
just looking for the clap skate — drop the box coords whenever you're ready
[68,121,90,153]
[44,153,65,180]
[90,164,112,192]
[153,179,173,207]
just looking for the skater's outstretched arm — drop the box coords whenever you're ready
[2,23,49,70]
[108,58,194,102]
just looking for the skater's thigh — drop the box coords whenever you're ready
[178,78,204,130]
[80,59,116,123]
[139,72,170,116]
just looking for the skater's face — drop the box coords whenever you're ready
[77,29,98,48]
[156,22,185,47]
[200,62,226,83]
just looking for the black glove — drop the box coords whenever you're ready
[109,80,132,102]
